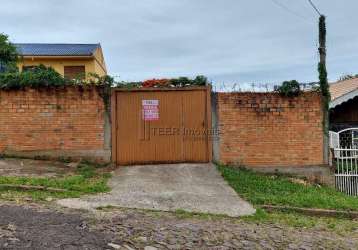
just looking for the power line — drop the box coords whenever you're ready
[308,0,322,16]
[269,0,312,23]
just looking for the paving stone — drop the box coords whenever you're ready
[108,242,122,249]
[144,246,158,250]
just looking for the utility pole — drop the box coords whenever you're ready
[318,15,330,165]
[307,1,330,164]
[319,16,326,70]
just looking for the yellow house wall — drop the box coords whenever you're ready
[93,48,107,76]
[17,58,96,76]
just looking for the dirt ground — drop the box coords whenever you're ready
[0,202,357,250]
[0,158,77,177]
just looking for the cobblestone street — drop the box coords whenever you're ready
[94,207,358,250]
[0,203,357,249]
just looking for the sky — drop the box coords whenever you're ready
[1,0,357,88]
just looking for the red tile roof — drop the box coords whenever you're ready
[330,78,358,101]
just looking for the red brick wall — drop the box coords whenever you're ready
[0,87,110,162]
[215,92,325,167]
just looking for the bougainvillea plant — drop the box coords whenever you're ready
[124,75,209,88]
[142,79,170,88]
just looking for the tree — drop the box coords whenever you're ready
[0,33,19,72]
[275,80,301,97]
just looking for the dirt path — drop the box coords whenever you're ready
[0,203,357,249]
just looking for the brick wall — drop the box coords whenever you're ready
[214,92,325,167]
[0,87,110,162]
[0,87,326,168]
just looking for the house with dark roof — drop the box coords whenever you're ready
[15,43,107,79]
[330,78,358,131]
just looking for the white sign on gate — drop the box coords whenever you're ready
[142,100,159,121]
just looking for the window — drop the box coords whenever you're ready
[22,66,37,72]
[64,66,85,80]
[0,61,6,73]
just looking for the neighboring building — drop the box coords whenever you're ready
[15,43,107,79]
[330,78,358,131]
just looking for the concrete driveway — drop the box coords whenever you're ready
[58,163,255,217]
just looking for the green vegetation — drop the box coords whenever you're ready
[96,205,358,234]
[334,160,358,173]
[275,80,301,97]
[317,16,330,138]
[0,63,207,91]
[170,208,358,233]
[0,34,207,91]
[0,33,18,73]
[244,209,358,234]
[217,165,358,232]
[172,207,358,232]
[173,209,228,220]
[318,62,330,105]
[318,16,330,101]
[0,162,111,201]
[217,165,358,211]
[115,75,209,89]
[0,64,114,90]
[0,65,65,90]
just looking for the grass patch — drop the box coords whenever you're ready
[0,162,111,201]
[172,209,357,233]
[96,205,358,234]
[244,209,358,234]
[218,165,358,211]
[173,209,227,220]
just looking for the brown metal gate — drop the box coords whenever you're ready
[111,87,212,165]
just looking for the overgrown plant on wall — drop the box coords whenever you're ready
[318,16,330,103]
[318,15,330,138]
[0,65,66,90]
[0,61,208,112]
[0,65,114,90]
[0,64,115,113]
[318,62,330,108]
[88,73,114,113]
[116,75,209,88]
[275,80,301,97]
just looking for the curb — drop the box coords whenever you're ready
[261,205,358,219]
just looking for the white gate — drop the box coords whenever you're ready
[330,128,358,196]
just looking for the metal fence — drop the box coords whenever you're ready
[330,128,358,196]
[211,82,318,93]
[333,148,358,196]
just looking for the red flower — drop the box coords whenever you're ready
[142,79,170,88]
